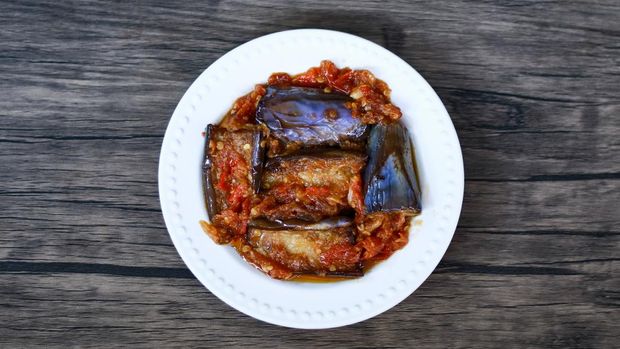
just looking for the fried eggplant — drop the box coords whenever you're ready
[363,122,421,215]
[247,222,362,276]
[256,86,370,156]
[252,151,366,222]
[202,125,265,243]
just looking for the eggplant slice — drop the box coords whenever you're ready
[203,124,265,219]
[252,150,366,222]
[249,216,354,230]
[247,222,362,276]
[203,124,218,219]
[363,122,421,215]
[250,129,266,193]
[256,86,369,156]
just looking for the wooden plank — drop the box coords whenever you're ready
[1,0,619,347]
[0,272,617,348]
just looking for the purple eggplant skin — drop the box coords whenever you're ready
[250,130,266,193]
[363,122,422,215]
[256,86,369,156]
[202,125,219,220]
[248,216,354,231]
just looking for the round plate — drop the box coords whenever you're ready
[158,29,464,329]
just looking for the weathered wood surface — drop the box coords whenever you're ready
[1,0,619,347]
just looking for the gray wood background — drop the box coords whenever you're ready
[1,0,618,348]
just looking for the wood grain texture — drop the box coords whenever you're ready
[1,0,619,348]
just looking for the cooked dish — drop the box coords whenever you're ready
[200,60,421,280]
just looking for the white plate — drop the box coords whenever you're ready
[158,29,464,329]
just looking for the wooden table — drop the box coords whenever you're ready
[2,1,618,347]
